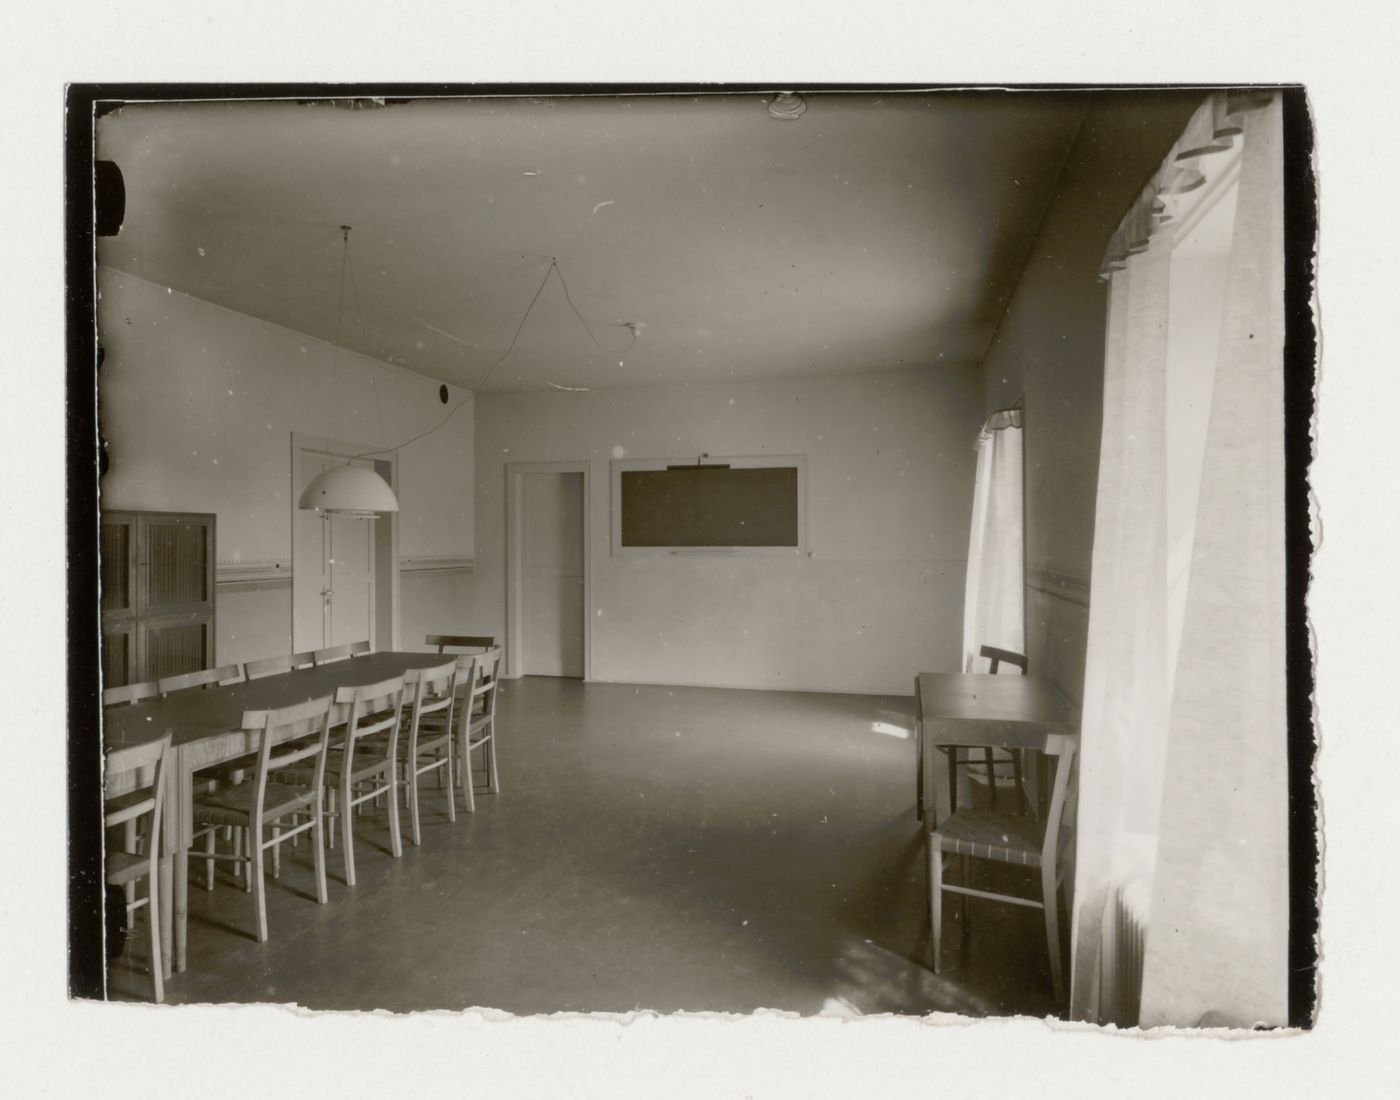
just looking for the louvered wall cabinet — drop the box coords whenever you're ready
[100,510,216,687]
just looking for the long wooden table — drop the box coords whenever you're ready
[915,672,1078,823]
[103,651,454,975]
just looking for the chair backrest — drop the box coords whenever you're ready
[425,633,495,654]
[157,663,245,697]
[103,681,158,708]
[1038,734,1079,866]
[313,640,372,666]
[245,651,316,681]
[332,675,406,759]
[980,646,1028,675]
[105,731,173,850]
[465,647,502,721]
[240,695,335,812]
[403,660,459,743]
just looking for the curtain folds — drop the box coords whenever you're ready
[962,411,1024,673]
[1138,94,1288,1029]
[1068,92,1288,1027]
[1100,90,1272,278]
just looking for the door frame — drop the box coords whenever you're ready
[505,460,592,681]
[290,432,400,654]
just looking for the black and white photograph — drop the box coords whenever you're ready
[9,3,1400,1094]
[70,84,1311,1026]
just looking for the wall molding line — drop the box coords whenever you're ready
[399,555,475,576]
[216,560,291,589]
[1027,564,1091,607]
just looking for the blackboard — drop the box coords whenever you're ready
[619,464,800,548]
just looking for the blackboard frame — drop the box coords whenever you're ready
[610,454,807,556]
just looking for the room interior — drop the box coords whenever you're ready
[79,87,1304,1026]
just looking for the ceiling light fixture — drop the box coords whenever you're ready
[767,92,807,121]
[298,225,401,521]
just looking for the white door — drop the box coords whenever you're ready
[521,472,584,677]
[293,451,376,652]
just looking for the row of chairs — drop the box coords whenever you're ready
[102,634,500,1001]
[101,639,382,709]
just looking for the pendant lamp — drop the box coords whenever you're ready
[298,225,401,521]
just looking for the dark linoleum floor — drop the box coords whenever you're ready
[109,677,1062,1018]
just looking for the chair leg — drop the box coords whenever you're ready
[960,856,970,927]
[341,783,357,888]
[233,826,243,881]
[487,727,500,794]
[123,821,137,908]
[241,829,252,893]
[327,787,336,849]
[312,795,328,905]
[408,764,422,846]
[444,745,457,823]
[929,843,943,975]
[204,828,215,891]
[1042,862,1064,1003]
[271,823,281,880]
[946,749,959,815]
[462,737,476,813]
[147,877,164,1004]
[983,748,998,806]
[251,821,268,943]
[387,765,404,859]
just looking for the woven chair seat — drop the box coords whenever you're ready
[194,781,315,827]
[932,809,1070,868]
[105,850,151,888]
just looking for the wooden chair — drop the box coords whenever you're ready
[313,640,372,666]
[105,731,172,1003]
[928,732,1078,1002]
[245,651,316,681]
[103,681,158,708]
[191,696,334,942]
[157,663,245,697]
[940,646,1029,811]
[457,648,502,812]
[398,660,460,845]
[425,633,495,654]
[280,675,406,888]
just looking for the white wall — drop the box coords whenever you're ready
[980,96,1202,705]
[97,271,474,665]
[467,366,981,696]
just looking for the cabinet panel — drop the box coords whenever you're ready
[145,618,212,680]
[100,512,138,615]
[147,517,211,608]
[101,621,135,689]
[100,511,216,684]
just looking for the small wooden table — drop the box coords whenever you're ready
[915,672,1078,823]
[103,651,454,976]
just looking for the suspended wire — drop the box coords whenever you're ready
[475,259,563,390]
[328,225,352,444]
[347,255,632,460]
[552,260,639,356]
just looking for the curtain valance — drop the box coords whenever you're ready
[976,407,1023,446]
[1098,90,1273,278]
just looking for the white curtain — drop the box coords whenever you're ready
[1069,92,1289,1027]
[962,411,1024,672]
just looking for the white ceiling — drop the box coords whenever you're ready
[96,92,1088,392]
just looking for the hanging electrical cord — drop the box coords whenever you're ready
[347,256,636,460]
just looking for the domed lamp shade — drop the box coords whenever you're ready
[298,463,399,520]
